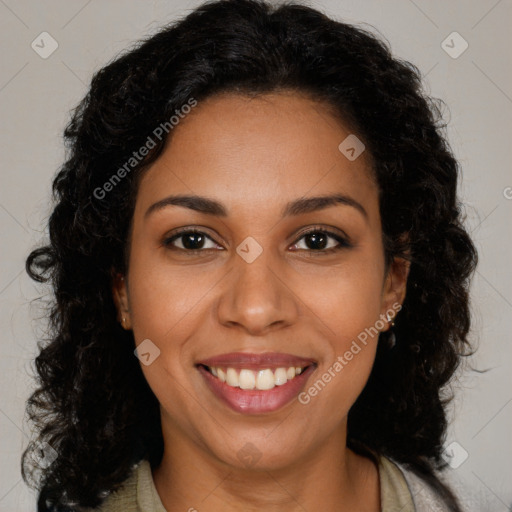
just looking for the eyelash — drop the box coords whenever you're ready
[162,226,352,256]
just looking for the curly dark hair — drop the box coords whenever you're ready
[22,0,478,510]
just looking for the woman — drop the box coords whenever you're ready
[22,0,478,510]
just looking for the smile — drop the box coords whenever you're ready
[197,352,316,414]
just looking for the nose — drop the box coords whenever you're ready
[216,247,299,336]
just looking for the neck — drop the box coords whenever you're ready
[152,421,380,512]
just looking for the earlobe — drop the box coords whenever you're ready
[111,272,132,329]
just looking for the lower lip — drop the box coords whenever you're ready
[198,365,316,414]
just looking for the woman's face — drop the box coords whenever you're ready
[114,91,408,470]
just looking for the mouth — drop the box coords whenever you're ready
[196,352,317,414]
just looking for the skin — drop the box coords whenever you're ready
[113,91,409,511]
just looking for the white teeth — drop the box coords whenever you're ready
[256,369,275,390]
[239,369,256,390]
[226,368,239,387]
[274,367,288,386]
[208,365,306,390]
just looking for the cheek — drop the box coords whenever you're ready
[297,250,384,409]
[126,246,226,416]
[126,250,207,422]
[303,251,385,338]
[127,243,217,341]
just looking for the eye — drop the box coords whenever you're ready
[162,226,351,255]
[163,229,223,252]
[290,227,351,254]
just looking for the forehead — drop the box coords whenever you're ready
[135,91,379,222]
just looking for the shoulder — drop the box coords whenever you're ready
[389,458,452,512]
[379,455,457,512]
[378,455,416,511]
[384,456,491,512]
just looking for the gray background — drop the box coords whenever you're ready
[1,0,511,510]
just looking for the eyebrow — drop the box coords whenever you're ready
[144,193,368,220]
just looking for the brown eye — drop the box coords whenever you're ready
[163,229,222,252]
[291,228,351,253]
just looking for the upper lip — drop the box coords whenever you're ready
[197,352,316,370]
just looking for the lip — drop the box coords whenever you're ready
[197,352,316,370]
[197,354,317,414]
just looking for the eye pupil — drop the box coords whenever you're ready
[182,233,205,250]
[305,232,327,250]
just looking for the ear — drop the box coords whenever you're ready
[380,255,410,331]
[112,271,132,330]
